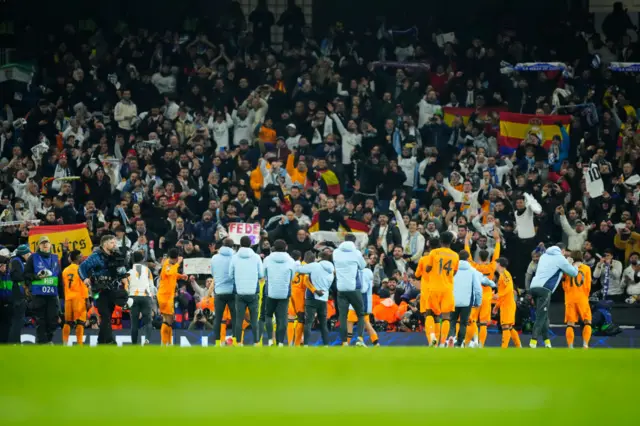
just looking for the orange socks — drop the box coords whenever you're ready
[455,322,460,338]
[62,324,71,345]
[479,325,488,347]
[582,325,592,348]
[425,316,435,344]
[76,325,84,346]
[566,326,575,347]
[220,323,227,345]
[435,322,441,343]
[294,323,304,346]
[501,329,511,348]
[161,323,173,345]
[287,321,295,345]
[439,320,450,345]
[464,322,477,345]
[510,329,521,348]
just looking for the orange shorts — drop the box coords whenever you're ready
[419,290,429,314]
[288,294,305,316]
[347,310,371,323]
[477,297,492,323]
[565,300,592,324]
[427,290,454,316]
[158,297,174,316]
[500,301,516,325]
[64,298,87,323]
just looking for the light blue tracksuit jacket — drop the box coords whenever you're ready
[297,261,335,302]
[229,247,264,295]
[454,261,493,308]
[349,268,374,313]
[530,246,578,293]
[211,246,234,295]
[263,251,296,299]
[333,241,366,291]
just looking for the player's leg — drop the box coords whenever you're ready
[264,297,276,346]
[565,303,577,348]
[501,304,519,348]
[347,309,357,345]
[303,300,317,346]
[337,291,350,345]
[316,301,330,345]
[501,324,512,348]
[420,291,430,342]
[287,298,297,345]
[247,294,260,346]
[224,294,236,344]
[349,291,366,344]
[439,292,454,346]
[274,299,288,345]
[456,306,471,347]
[424,310,436,346]
[363,316,379,346]
[478,298,491,348]
[234,295,247,345]
[294,312,304,346]
[580,301,592,349]
[62,300,73,345]
[75,298,87,346]
[465,307,478,346]
[213,294,226,345]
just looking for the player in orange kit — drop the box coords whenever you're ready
[287,251,307,345]
[493,258,521,348]
[416,238,438,344]
[464,229,500,347]
[62,250,89,346]
[421,232,459,347]
[158,249,187,346]
[562,251,592,349]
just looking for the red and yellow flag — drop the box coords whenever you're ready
[308,214,369,233]
[28,224,93,257]
[498,112,571,153]
[442,106,506,126]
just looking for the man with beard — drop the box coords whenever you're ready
[114,89,137,140]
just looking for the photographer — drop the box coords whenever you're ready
[79,235,129,344]
[24,237,62,344]
[188,307,214,331]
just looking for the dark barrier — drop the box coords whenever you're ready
[18,328,640,348]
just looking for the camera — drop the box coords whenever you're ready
[89,315,99,325]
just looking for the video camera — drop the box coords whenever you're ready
[91,252,129,292]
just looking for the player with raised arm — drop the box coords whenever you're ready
[157,249,187,346]
[562,251,592,348]
[464,229,500,347]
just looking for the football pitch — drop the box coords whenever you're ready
[1,347,638,425]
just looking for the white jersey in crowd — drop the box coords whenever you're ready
[585,162,604,198]
[208,114,234,151]
[127,263,156,297]
[232,110,254,145]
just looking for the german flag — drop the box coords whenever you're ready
[317,169,341,196]
[308,213,369,233]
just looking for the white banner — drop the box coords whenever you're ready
[310,231,368,250]
[183,257,211,275]
[228,222,261,245]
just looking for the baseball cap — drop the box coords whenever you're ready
[38,236,50,244]
[287,123,296,129]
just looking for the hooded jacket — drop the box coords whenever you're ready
[211,246,234,295]
[333,241,366,292]
[263,251,296,299]
[530,246,578,293]
[454,261,491,308]
[229,247,264,295]
[296,260,335,302]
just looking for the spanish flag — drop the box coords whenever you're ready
[498,112,571,154]
[308,214,369,233]
[28,224,93,257]
[442,106,506,126]
[317,169,341,196]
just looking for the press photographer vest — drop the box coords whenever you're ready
[2,257,26,299]
[31,252,60,296]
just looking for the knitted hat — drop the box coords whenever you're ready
[15,244,31,256]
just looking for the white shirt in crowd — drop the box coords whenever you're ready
[514,193,542,240]
[232,110,255,146]
[127,263,156,297]
[208,113,234,151]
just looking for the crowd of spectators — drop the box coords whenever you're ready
[1,1,640,333]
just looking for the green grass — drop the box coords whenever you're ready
[1,347,638,425]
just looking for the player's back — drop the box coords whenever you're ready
[62,263,88,300]
[497,270,515,305]
[428,248,459,292]
[562,263,591,303]
[158,259,179,297]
